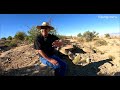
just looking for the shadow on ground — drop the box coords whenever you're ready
[0,65,54,76]
[65,45,86,54]
[114,72,120,76]
[0,46,10,52]
[56,51,112,76]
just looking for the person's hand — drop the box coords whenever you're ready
[49,58,58,65]
[52,40,62,47]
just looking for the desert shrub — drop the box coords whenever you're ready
[5,41,17,47]
[27,26,41,43]
[91,47,105,54]
[95,39,108,46]
[77,33,82,37]
[1,37,6,40]
[77,37,84,43]
[14,31,27,41]
[7,36,12,40]
[93,36,99,41]
[104,33,110,38]
[82,31,99,42]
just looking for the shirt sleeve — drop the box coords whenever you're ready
[53,35,60,41]
[34,36,42,50]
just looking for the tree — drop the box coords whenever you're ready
[14,31,27,41]
[7,36,12,40]
[27,26,41,43]
[1,37,6,40]
[27,26,58,43]
[77,33,82,37]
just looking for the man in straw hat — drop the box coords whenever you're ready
[34,22,67,76]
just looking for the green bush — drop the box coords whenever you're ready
[27,36,34,44]
[5,41,17,47]
[14,31,27,41]
[7,36,12,40]
[27,26,58,43]
[82,31,99,42]
[27,26,41,43]
[1,37,6,40]
[77,33,82,37]
[104,33,110,38]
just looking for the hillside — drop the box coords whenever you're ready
[0,37,120,76]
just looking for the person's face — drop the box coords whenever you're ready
[41,28,50,37]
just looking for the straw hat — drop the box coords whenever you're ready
[37,22,54,30]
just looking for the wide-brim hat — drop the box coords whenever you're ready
[37,22,54,30]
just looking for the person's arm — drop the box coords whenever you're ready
[52,39,63,47]
[51,35,63,48]
[37,50,58,65]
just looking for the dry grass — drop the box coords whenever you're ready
[0,36,120,76]
[77,37,85,43]
[94,39,108,46]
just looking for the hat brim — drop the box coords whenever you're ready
[37,26,54,30]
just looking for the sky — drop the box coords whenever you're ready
[0,14,120,38]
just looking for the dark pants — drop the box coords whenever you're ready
[39,55,67,76]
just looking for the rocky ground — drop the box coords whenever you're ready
[0,44,54,76]
[0,37,120,76]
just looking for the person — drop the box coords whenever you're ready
[34,22,67,76]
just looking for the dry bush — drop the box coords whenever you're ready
[108,55,115,60]
[91,47,105,54]
[14,31,27,41]
[92,37,99,41]
[77,37,84,43]
[82,31,99,42]
[73,37,78,40]
[95,39,108,46]
[104,33,110,38]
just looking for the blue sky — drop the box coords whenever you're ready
[0,14,119,38]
